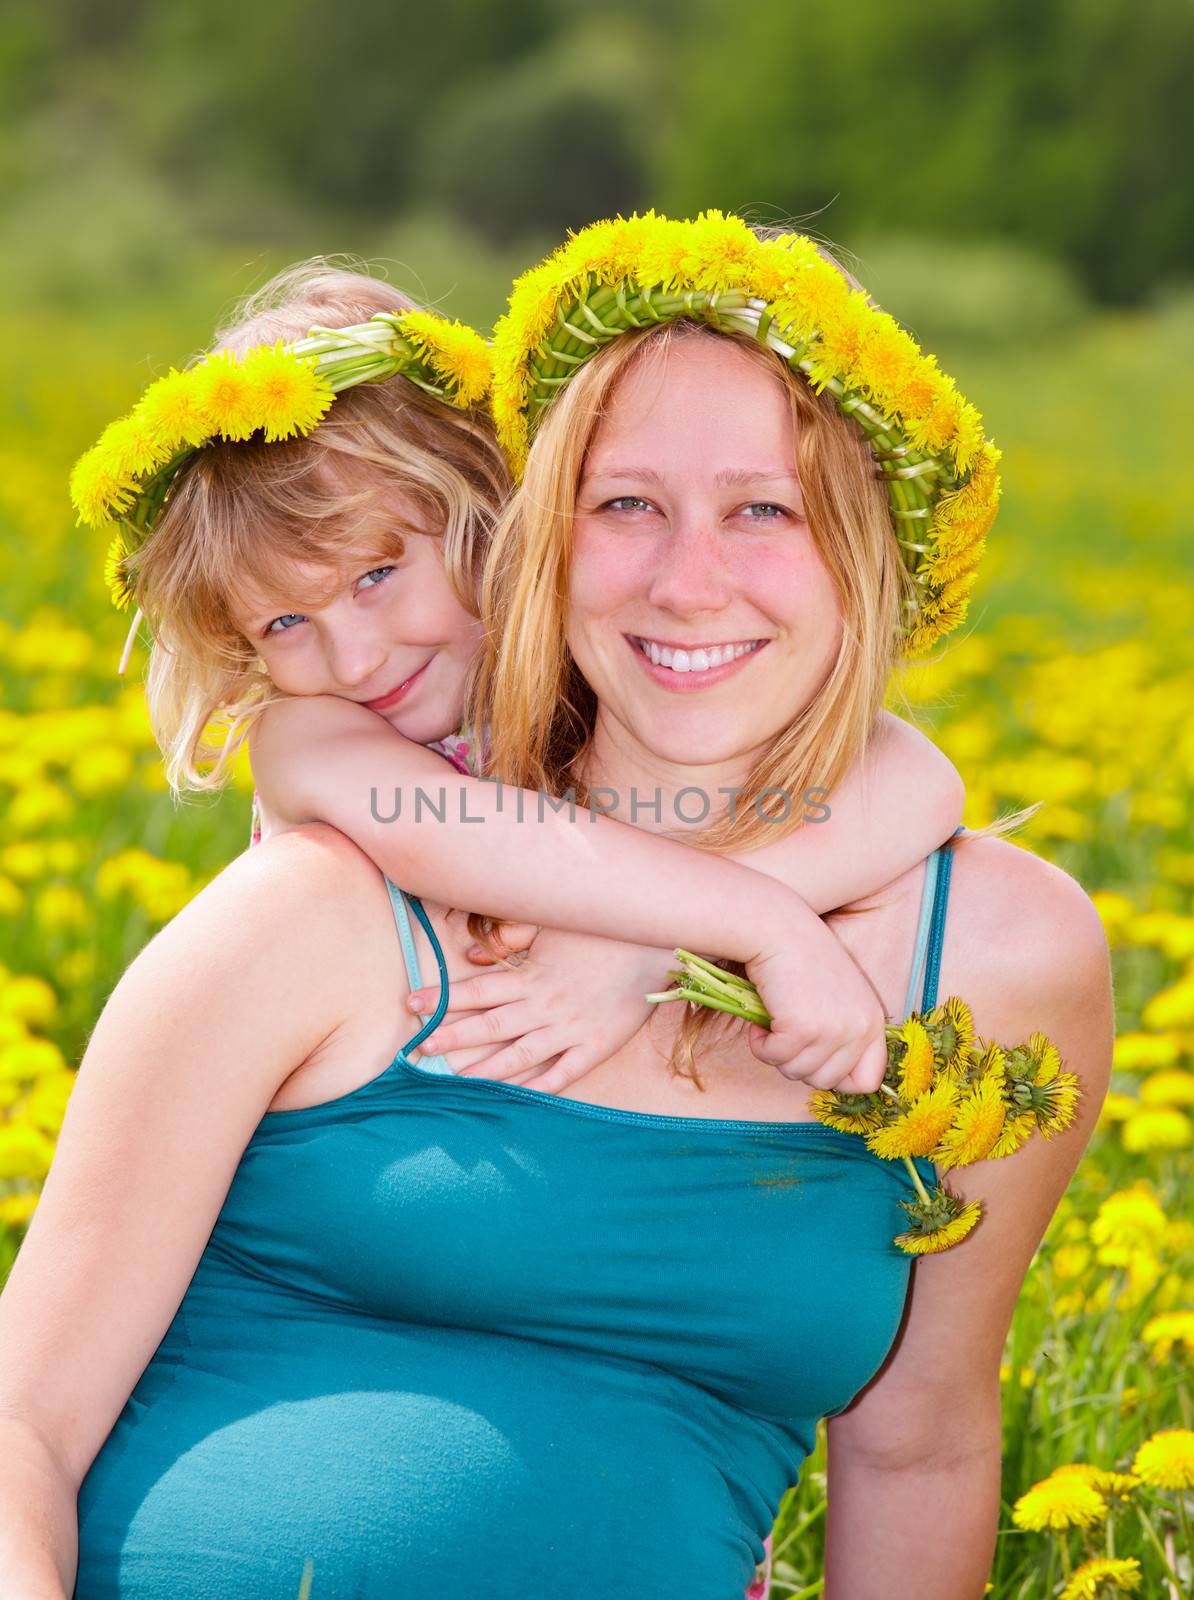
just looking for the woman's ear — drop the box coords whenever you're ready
[465,922,539,966]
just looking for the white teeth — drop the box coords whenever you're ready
[636,638,761,674]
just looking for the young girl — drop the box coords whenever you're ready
[98,262,965,1101]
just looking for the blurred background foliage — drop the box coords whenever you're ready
[2,0,1192,326]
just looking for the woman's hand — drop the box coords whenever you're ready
[406,930,676,1093]
[742,920,891,1094]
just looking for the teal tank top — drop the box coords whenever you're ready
[75,835,960,1598]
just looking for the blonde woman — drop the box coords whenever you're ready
[0,253,966,1597]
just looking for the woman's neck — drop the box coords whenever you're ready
[580,714,767,837]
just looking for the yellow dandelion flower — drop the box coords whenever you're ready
[1052,1242,1092,1279]
[398,312,493,410]
[0,975,58,1027]
[1026,1031,1063,1084]
[895,1016,935,1100]
[240,345,335,442]
[191,352,259,441]
[986,1108,1033,1159]
[1059,1556,1141,1599]
[808,1089,888,1135]
[93,412,174,481]
[866,1079,959,1159]
[894,1198,982,1255]
[1141,1309,1194,1361]
[1143,972,1194,1030]
[1036,1070,1082,1137]
[1140,1069,1194,1106]
[69,443,137,526]
[104,526,138,612]
[936,1075,1007,1168]
[1122,1106,1192,1151]
[1091,1184,1167,1260]
[1132,1428,1194,1490]
[1011,1473,1108,1531]
[1098,1092,1140,1124]
[135,366,211,449]
[1048,1464,1140,1501]
[0,1124,57,1181]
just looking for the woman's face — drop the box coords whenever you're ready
[568,334,844,777]
[230,503,481,744]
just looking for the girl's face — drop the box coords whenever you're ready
[568,335,843,776]
[231,503,481,743]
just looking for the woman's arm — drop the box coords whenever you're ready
[724,712,965,912]
[0,826,382,1596]
[822,841,1114,1599]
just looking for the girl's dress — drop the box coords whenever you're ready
[76,787,961,1597]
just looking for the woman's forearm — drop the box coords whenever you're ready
[0,1417,77,1598]
[823,1444,1000,1599]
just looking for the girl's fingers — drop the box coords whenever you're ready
[521,1049,594,1095]
[407,971,524,1014]
[419,1001,536,1056]
[453,1029,562,1081]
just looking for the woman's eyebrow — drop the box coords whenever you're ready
[582,467,801,487]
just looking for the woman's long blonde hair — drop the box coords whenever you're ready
[466,318,1034,1080]
[133,261,509,793]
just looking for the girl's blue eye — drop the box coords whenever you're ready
[265,612,304,637]
[262,566,395,637]
[604,496,654,514]
[741,503,787,519]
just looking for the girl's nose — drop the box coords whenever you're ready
[325,624,389,690]
[645,520,733,616]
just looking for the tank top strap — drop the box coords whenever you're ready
[901,826,965,1019]
[382,878,455,1074]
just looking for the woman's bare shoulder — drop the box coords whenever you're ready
[944,831,1111,1024]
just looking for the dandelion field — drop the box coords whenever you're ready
[1,282,1192,1597]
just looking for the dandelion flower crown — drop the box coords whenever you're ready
[491,211,1001,658]
[70,308,494,630]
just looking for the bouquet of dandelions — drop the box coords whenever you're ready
[647,951,1081,1255]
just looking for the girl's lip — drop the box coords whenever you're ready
[363,659,431,711]
[624,634,768,691]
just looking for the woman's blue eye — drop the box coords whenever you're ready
[741,503,787,519]
[358,565,395,589]
[605,496,654,514]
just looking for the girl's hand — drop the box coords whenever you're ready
[406,930,674,1092]
[742,923,890,1094]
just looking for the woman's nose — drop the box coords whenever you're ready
[645,520,733,616]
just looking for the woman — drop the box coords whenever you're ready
[0,219,1112,1599]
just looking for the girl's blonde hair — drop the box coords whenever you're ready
[466,316,1035,1080]
[133,260,510,792]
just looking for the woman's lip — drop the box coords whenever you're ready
[363,659,431,711]
[624,634,768,690]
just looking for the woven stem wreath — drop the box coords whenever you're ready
[71,309,493,615]
[491,211,1001,658]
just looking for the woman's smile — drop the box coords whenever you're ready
[625,633,770,690]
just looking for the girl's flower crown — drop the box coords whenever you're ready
[491,211,1001,658]
[70,309,493,623]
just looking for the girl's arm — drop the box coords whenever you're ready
[0,827,384,1596]
[823,843,1113,1599]
[723,711,965,911]
[249,694,899,1091]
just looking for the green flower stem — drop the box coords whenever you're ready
[1137,1504,1184,1593]
[1177,1493,1193,1570]
[1057,1537,1072,1580]
[902,1155,933,1206]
